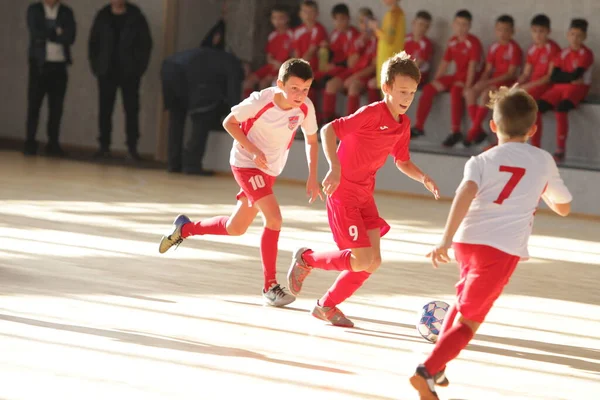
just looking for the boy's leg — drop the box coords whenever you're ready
[465,86,494,144]
[254,194,284,291]
[413,77,452,135]
[258,75,275,89]
[346,78,367,115]
[554,84,588,161]
[322,77,343,122]
[526,85,551,148]
[367,77,381,103]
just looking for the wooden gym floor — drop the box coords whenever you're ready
[1,150,599,400]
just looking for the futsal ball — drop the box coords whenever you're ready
[417,300,450,343]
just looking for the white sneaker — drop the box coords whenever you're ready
[262,284,296,307]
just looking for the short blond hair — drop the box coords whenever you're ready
[488,85,538,138]
[381,51,421,87]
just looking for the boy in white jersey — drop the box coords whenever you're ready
[410,85,572,400]
[158,59,321,307]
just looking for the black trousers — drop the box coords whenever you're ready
[26,62,68,147]
[168,107,218,172]
[97,74,140,150]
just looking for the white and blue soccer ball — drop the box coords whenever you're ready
[417,300,450,343]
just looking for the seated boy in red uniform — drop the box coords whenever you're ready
[243,5,293,98]
[462,14,522,147]
[410,10,483,142]
[322,7,377,121]
[536,18,594,162]
[404,10,434,85]
[517,14,561,147]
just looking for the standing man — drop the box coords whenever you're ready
[25,0,76,157]
[88,0,152,160]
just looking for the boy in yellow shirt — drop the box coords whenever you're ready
[369,0,406,88]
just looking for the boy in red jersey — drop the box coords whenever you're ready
[517,14,561,148]
[536,18,594,162]
[322,7,377,120]
[404,11,434,85]
[462,15,523,147]
[158,59,322,308]
[411,10,483,142]
[243,5,293,98]
[286,52,440,328]
[409,86,572,399]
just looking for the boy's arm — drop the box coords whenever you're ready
[542,157,573,216]
[551,66,587,83]
[464,60,479,88]
[266,54,281,69]
[222,113,267,169]
[487,65,519,85]
[395,160,440,199]
[517,63,532,84]
[427,180,478,267]
[433,60,449,81]
[320,122,342,196]
[303,131,322,203]
[352,63,376,78]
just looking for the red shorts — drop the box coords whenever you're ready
[253,64,277,80]
[232,166,276,207]
[326,197,390,250]
[540,83,589,107]
[435,75,465,90]
[526,84,552,100]
[337,69,373,85]
[453,243,520,323]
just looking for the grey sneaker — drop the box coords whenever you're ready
[287,247,312,296]
[312,302,354,327]
[158,214,191,254]
[409,365,439,400]
[263,284,296,307]
[434,369,449,387]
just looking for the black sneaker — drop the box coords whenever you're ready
[409,365,439,400]
[45,143,67,157]
[473,131,488,145]
[442,132,463,147]
[553,151,565,163]
[411,127,425,138]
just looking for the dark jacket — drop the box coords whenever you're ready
[27,2,76,66]
[88,2,152,77]
[200,19,225,50]
[161,47,243,113]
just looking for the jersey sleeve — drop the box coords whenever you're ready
[230,91,265,122]
[313,25,328,46]
[443,42,453,61]
[511,44,523,66]
[485,46,495,64]
[422,39,434,62]
[390,126,411,163]
[581,49,594,70]
[526,46,535,65]
[544,157,573,204]
[301,99,318,135]
[331,106,370,139]
[459,156,482,190]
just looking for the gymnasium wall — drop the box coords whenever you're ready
[316,0,600,95]
[0,0,165,155]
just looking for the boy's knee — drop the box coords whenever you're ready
[226,223,248,236]
[352,249,375,271]
[556,100,575,112]
[366,256,382,273]
[537,99,553,113]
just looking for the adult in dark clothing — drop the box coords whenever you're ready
[88,0,152,160]
[161,47,244,175]
[25,0,76,157]
[200,19,225,50]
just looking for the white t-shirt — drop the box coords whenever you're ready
[454,143,572,259]
[229,87,318,176]
[44,3,66,62]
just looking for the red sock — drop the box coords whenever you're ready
[467,104,478,122]
[243,88,253,100]
[181,216,229,238]
[367,88,381,104]
[320,270,371,307]
[424,323,474,376]
[439,303,458,338]
[555,112,568,152]
[346,94,360,115]
[531,112,542,147]
[322,92,337,121]
[302,249,352,271]
[467,106,488,141]
[450,86,464,132]
[261,228,280,291]
[415,84,438,130]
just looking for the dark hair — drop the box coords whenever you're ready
[301,0,318,11]
[488,86,538,138]
[278,58,313,83]
[416,10,432,22]
[496,14,515,28]
[570,18,588,33]
[358,7,374,20]
[455,10,472,22]
[331,3,349,17]
[382,51,421,87]
[271,4,289,16]
[530,14,550,29]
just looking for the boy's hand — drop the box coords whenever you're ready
[426,242,452,268]
[249,146,268,170]
[322,167,341,197]
[306,177,323,204]
[423,175,440,199]
[367,19,379,32]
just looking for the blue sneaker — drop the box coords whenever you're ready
[158,214,191,254]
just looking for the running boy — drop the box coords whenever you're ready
[287,52,440,328]
[410,86,572,400]
[158,59,321,307]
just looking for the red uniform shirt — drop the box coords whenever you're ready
[553,45,595,86]
[266,30,294,63]
[293,23,328,69]
[486,40,523,79]
[329,26,359,65]
[404,33,434,76]
[331,102,411,206]
[526,40,561,81]
[348,35,377,72]
[443,33,483,82]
